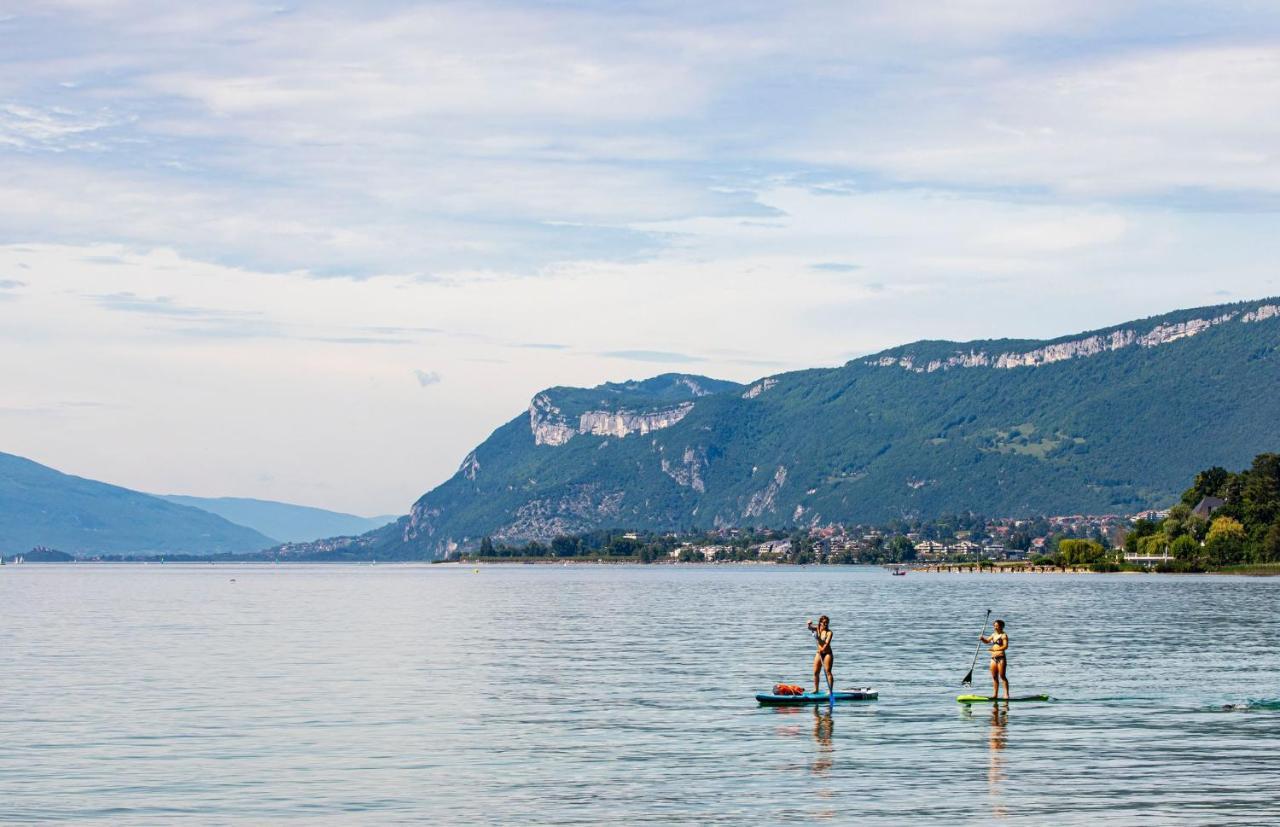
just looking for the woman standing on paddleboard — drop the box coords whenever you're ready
[980,619,1010,700]
[807,615,834,694]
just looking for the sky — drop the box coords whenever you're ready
[3,0,1280,515]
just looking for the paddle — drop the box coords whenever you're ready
[961,609,992,687]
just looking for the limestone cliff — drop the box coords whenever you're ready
[867,304,1280,373]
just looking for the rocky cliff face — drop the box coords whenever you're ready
[868,304,1280,373]
[530,395,696,445]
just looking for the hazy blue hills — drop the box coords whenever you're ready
[306,299,1280,560]
[159,495,395,544]
[0,452,277,556]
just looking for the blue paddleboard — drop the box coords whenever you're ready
[756,688,878,705]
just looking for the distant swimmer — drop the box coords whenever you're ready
[980,619,1010,700]
[807,615,834,694]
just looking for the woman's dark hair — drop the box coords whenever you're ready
[819,615,830,627]
[993,619,1005,629]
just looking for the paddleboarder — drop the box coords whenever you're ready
[807,615,834,694]
[980,619,1010,700]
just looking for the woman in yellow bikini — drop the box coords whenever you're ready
[980,619,1010,700]
[807,615,834,694]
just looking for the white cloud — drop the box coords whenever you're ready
[4,2,1280,512]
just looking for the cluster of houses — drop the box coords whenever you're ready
[658,504,1216,566]
[907,539,1024,561]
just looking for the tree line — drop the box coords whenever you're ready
[1126,453,1280,571]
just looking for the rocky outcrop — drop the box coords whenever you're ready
[742,378,778,399]
[530,395,695,445]
[868,305,1279,373]
[579,403,694,439]
[459,450,480,481]
[491,485,625,543]
[1244,304,1280,323]
[676,376,715,397]
[529,394,578,446]
[662,445,708,493]
[743,466,787,518]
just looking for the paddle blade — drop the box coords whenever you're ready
[961,669,973,686]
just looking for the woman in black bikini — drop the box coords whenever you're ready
[807,615,834,694]
[980,619,1010,700]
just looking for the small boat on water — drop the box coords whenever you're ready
[891,568,906,576]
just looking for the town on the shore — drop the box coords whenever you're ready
[462,453,1280,572]
[459,506,1193,570]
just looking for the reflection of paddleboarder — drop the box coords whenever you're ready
[812,706,834,777]
[807,615,834,693]
[980,619,1010,700]
[988,705,1008,819]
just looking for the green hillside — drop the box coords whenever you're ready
[0,453,277,556]
[297,299,1280,560]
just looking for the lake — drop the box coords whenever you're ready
[2,564,1279,824]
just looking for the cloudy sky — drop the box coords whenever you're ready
[3,1,1280,514]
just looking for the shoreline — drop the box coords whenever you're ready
[6,558,1278,575]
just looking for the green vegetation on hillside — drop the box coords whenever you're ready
[1131,453,1280,571]
[286,298,1280,559]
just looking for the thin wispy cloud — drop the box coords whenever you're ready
[92,292,231,318]
[600,350,705,364]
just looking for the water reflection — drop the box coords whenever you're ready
[963,702,1009,819]
[987,704,1008,819]
[812,705,834,777]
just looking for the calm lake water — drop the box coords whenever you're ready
[2,564,1279,824]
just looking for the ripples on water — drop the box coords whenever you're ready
[2,564,1279,824]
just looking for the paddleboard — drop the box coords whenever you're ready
[956,694,1050,703]
[757,689,878,705]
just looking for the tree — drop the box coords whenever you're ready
[1169,535,1200,562]
[1241,453,1280,528]
[1203,516,1246,566]
[1258,522,1280,564]
[1058,539,1105,566]
[479,536,495,556]
[609,537,641,556]
[889,535,915,561]
[1124,519,1159,555]
[551,535,580,557]
[1181,466,1230,506]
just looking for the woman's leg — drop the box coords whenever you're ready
[823,653,835,693]
[990,659,999,699]
[998,658,1009,699]
[813,653,822,693]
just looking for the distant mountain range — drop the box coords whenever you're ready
[304,297,1280,560]
[0,452,275,556]
[158,495,395,544]
[0,452,394,556]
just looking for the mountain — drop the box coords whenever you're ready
[0,452,277,556]
[159,495,396,543]
[290,301,1280,560]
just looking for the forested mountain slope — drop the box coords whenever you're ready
[307,300,1280,559]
